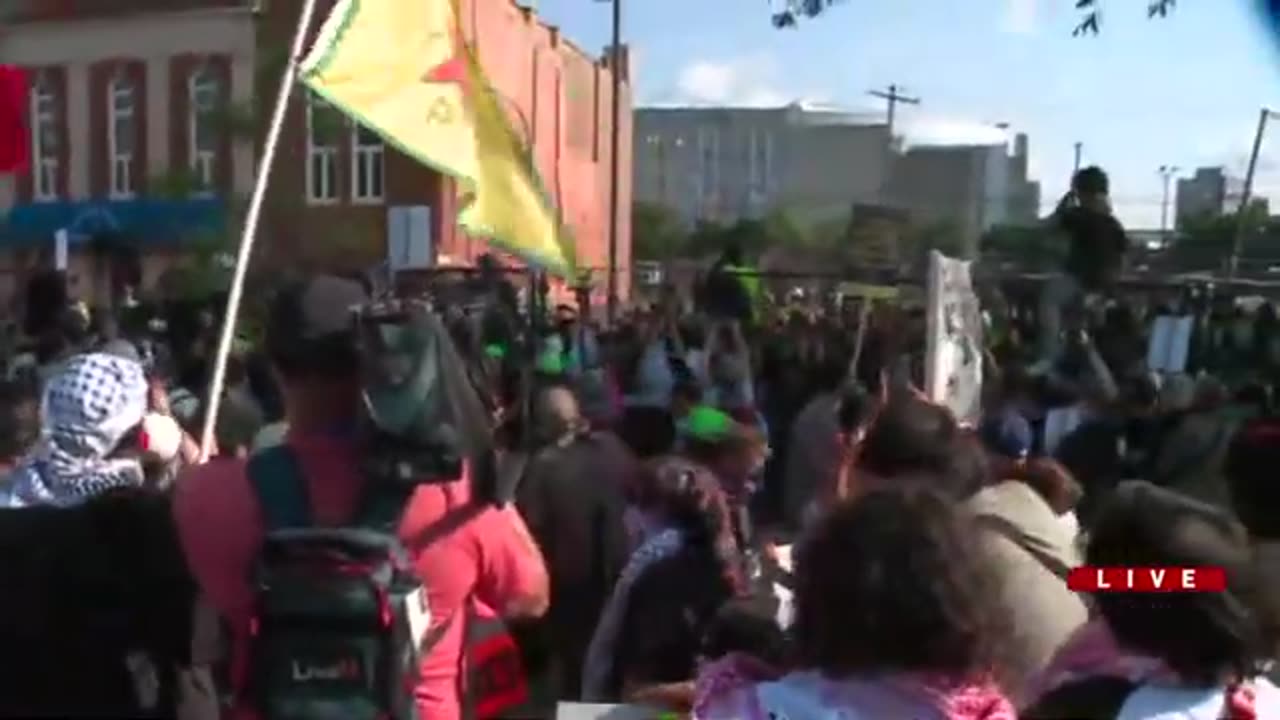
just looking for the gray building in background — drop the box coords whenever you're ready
[887,133,1040,256]
[633,102,891,224]
[1176,167,1245,225]
[633,102,1041,259]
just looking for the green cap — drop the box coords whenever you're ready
[536,347,566,375]
[680,405,733,441]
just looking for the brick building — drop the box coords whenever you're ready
[1,0,632,306]
[0,0,255,304]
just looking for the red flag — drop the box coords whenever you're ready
[0,65,29,175]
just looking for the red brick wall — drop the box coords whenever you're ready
[257,0,632,294]
[456,0,633,297]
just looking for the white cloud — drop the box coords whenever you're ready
[1001,0,1038,34]
[665,54,819,108]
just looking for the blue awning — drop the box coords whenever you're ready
[0,198,226,248]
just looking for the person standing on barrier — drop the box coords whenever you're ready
[1032,166,1129,376]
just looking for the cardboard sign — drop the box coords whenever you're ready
[924,251,983,426]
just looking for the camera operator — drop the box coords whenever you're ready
[1032,166,1129,375]
[172,274,549,720]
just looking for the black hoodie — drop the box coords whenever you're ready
[1059,205,1129,291]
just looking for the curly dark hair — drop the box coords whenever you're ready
[857,396,988,499]
[1088,481,1278,685]
[792,479,1007,679]
[643,457,746,593]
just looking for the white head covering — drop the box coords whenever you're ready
[2,352,148,508]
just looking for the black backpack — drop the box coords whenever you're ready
[238,446,434,720]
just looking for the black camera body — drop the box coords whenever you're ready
[351,296,509,506]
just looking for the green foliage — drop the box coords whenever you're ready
[981,224,1067,270]
[147,170,203,200]
[631,201,686,260]
[1168,202,1269,269]
[760,208,813,249]
[908,219,966,260]
[1072,0,1177,36]
[213,100,258,141]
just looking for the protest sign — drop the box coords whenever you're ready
[924,251,983,426]
[1147,315,1193,373]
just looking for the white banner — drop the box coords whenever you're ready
[54,228,68,271]
[924,250,983,426]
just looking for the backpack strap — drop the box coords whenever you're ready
[247,445,312,531]
[973,513,1074,581]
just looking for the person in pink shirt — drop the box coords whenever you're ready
[172,275,549,720]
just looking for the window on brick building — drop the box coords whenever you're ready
[189,67,220,193]
[108,75,136,199]
[306,93,340,204]
[351,124,384,203]
[29,75,58,201]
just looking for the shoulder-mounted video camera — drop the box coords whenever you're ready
[353,297,498,497]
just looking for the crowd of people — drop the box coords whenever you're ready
[2,166,1280,720]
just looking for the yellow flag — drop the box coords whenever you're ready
[299,0,575,277]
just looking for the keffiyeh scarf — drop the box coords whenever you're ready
[2,352,148,508]
[695,656,1016,720]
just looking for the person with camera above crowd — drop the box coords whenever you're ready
[1032,165,1130,376]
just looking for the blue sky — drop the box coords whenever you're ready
[531,0,1280,229]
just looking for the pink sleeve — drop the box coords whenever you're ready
[470,506,548,613]
[172,458,262,629]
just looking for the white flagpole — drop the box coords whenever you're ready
[198,0,323,461]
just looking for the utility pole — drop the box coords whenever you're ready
[868,84,920,142]
[1073,142,1082,174]
[1158,164,1179,244]
[1230,107,1275,278]
[605,0,623,325]
[868,84,919,198]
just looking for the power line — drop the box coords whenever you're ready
[868,84,920,138]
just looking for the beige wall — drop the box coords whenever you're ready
[0,7,256,209]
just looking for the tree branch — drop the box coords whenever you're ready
[772,0,1178,34]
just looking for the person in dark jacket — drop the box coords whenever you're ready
[514,387,633,704]
[0,489,196,717]
[1034,166,1129,373]
[702,243,754,326]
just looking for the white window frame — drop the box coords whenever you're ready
[188,67,220,195]
[306,94,340,205]
[107,75,136,199]
[30,75,58,202]
[350,124,384,203]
